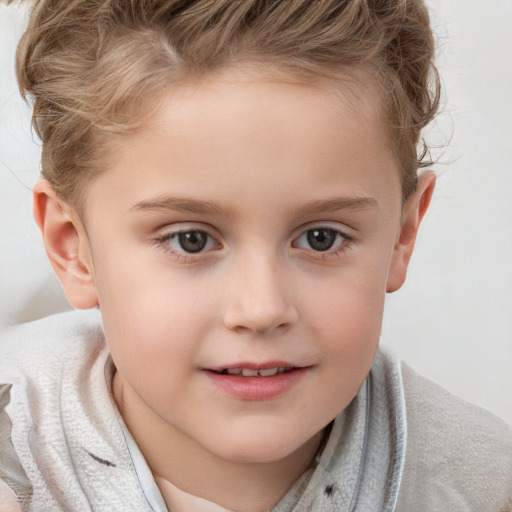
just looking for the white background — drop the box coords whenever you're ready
[1,1,511,423]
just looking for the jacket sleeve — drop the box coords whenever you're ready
[0,384,32,511]
[396,362,512,512]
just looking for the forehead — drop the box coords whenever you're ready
[85,67,400,221]
[147,65,386,141]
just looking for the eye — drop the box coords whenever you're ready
[158,229,218,254]
[176,231,209,253]
[294,228,347,252]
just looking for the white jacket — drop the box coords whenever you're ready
[0,311,511,511]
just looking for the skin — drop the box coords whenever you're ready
[0,480,22,512]
[34,69,434,512]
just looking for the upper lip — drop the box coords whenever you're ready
[205,361,304,372]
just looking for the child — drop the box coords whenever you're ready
[1,0,511,511]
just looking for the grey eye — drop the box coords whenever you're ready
[295,228,345,252]
[306,229,337,251]
[177,231,209,253]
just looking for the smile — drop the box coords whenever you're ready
[210,367,294,377]
[204,365,310,400]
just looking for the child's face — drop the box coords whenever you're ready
[51,70,428,465]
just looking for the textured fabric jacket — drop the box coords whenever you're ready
[1,311,511,511]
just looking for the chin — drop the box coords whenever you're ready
[212,427,321,466]
[223,447,295,465]
[218,441,290,464]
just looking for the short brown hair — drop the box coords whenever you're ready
[17,0,440,209]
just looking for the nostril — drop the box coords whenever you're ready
[221,280,298,334]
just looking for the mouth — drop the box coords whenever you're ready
[203,364,310,400]
[208,367,295,377]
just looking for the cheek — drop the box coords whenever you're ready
[302,266,387,397]
[304,262,387,338]
[321,292,383,378]
[94,257,216,377]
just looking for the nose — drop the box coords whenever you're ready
[222,253,298,335]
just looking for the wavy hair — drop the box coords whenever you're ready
[17,0,440,210]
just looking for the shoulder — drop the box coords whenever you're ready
[0,309,104,380]
[396,361,512,512]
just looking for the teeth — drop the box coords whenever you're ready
[218,367,289,377]
[258,368,279,377]
[241,368,259,377]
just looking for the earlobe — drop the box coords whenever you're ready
[386,172,436,293]
[33,179,99,309]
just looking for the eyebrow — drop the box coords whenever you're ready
[129,195,378,216]
[129,196,229,216]
[293,196,379,215]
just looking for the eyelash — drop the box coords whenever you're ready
[292,227,352,256]
[153,226,353,263]
[153,230,220,263]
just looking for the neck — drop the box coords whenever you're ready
[152,439,320,512]
[114,374,323,512]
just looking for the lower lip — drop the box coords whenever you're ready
[203,368,309,401]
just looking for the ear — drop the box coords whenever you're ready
[33,179,99,309]
[386,172,436,293]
